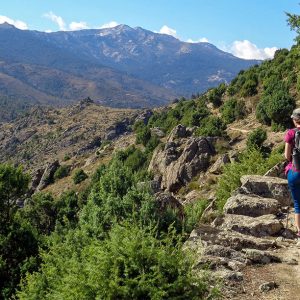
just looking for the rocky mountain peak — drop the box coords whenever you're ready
[0,22,17,30]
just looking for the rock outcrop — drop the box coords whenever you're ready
[148,125,215,192]
[36,160,60,191]
[185,173,294,286]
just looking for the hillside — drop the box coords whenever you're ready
[0,23,259,119]
[1,15,300,300]
[0,98,139,173]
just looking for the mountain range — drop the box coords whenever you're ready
[0,22,260,114]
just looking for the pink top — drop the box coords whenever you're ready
[284,128,298,174]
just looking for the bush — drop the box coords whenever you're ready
[54,165,70,180]
[17,223,217,300]
[241,79,258,97]
[221,98,245,124]
[72,169,88,184]
[195,116,227,137]
[256,91,295,127]
[215,148,283,210]
[246,128,267,149]
[184,199,209,234]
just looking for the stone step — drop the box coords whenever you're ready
[218,214,283,237]
[239,175,292,206]
[224,194,280,217]
[186,224,277,252]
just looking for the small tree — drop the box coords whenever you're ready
[0,164,30,225]
[246,128,267,149]
[72,169,88,184]
[54,165,70,180]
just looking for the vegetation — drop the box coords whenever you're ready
[246,128,267,149]
[215,147,283,210]
[54,165,70,180]
[1,9,300,299]
[72,169,88,184]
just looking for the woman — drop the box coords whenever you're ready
[285,108,300,237]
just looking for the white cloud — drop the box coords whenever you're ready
[44,11,66,31]
[0,15,28,30]
[69,21,89,31]
[187,37,209,43]
[99,21,119,29]
[226,40,277,60]
[159,25,177,37]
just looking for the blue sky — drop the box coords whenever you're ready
[1,0,299,59]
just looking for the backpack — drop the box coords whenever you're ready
[292,128,300,170]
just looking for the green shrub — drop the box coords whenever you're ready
[18,223,217,300]
[72,169,88,184]
[220,98,245,124]
[63,154,71,161]
[256,91,295,127]
[207,84,226,107]
[246,128,267,149]
[216,148,283,210]
[54,165,70,180]
[136,126,151,146]
[184,199,209,234]
[297,75,300,93]
[195,116,227,137]
[241,79,258,97]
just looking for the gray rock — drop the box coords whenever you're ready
[167,124,189,140]
[209,154,230,174]
[186,224,277,251]
[77,136,101,155]
[203,245,246,263]
[36,160,60,191]
[195,255,245,271]
[216,270,243,281]
[242,249,281,264]
[135,109,153,125]
[150,127,165,138]
[240,175,292,206]
[154,192,184,219]
[223,194,280,217]
[105,130,117,140]
[149,126,215,192]
[259,281,278,292]
[183,190,201,205]
[218,214,283,237]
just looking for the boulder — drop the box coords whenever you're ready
[240,175,292,206]
[154,192,184,219]
[183,190,202,205]
[209,154,230,174]
[148,125,215,192]
[223,194,280,217]
[135,109,153,124]
[36,160,60,191]
[29,168,45,194]
[259,281,278,293]
[150,127,165,138]
[218,214,283,237]
[76,136,101,155]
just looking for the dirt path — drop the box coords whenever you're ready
[222,213,300,300]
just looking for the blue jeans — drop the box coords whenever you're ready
[287,169,300,213]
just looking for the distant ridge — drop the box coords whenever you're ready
[0,23,260,115]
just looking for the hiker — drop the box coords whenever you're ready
[285,108,300,237]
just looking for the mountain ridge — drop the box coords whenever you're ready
[0,23,259,119]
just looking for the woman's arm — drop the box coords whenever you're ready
[285,142,292,161]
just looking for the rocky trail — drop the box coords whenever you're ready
[186,173,300,299]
